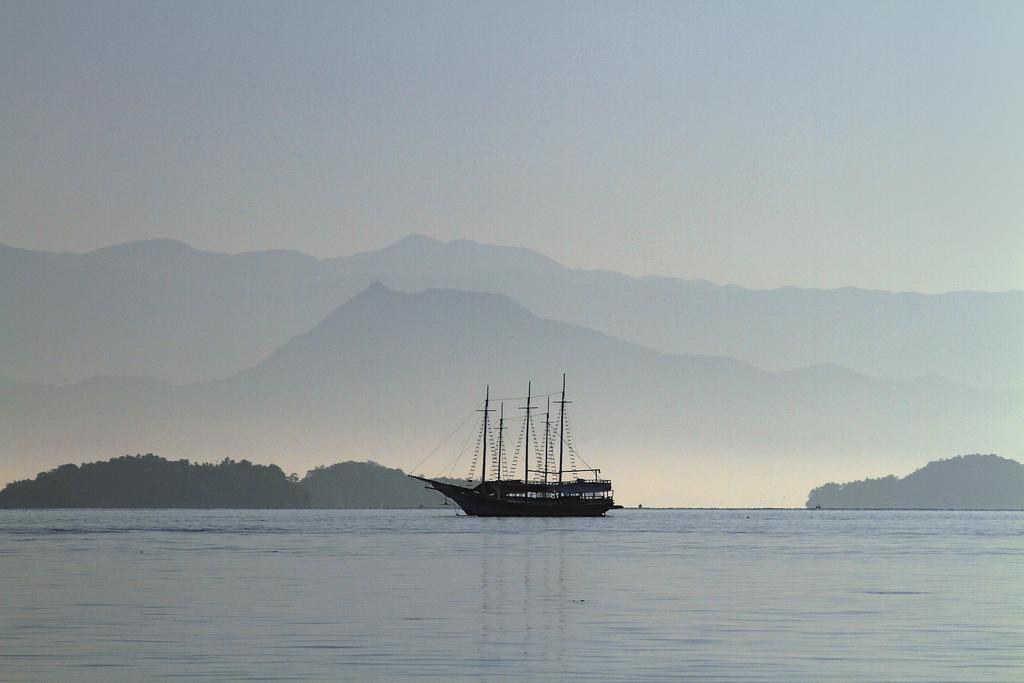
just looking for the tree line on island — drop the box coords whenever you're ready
[2,452,1021,509]
[0,454,469,509]
[806,454,1024,509]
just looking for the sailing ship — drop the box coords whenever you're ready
[411,375,622,517]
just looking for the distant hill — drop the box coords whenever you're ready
[806,454,1024,509]
[300,461,470,508]
[2,235,1021,389]
[0,455,473,509]
[3,285,1020,507]
[0,454,310,509]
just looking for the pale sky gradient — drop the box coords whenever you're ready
[2,0,1022,292]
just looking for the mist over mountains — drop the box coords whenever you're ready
[3,260,1021,505]
[3,235,1021,390]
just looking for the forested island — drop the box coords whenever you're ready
[806,454,1024,509]
[9,452,1022,510]
[0,454,465,509]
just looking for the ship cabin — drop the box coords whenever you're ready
[476,473,614,502]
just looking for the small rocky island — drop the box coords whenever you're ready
[0,454,465,509]
[806,454,1024,509]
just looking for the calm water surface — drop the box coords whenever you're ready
[1,509,1021,681]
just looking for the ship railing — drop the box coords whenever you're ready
[503,490,615,500]
[523,478,613,485]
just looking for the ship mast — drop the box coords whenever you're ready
[520,381,533,483]
[496,402,505,491]
[478,385,491,484]
[543,397,551,484]
[557,373,570,485]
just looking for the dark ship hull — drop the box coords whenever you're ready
[412,477,621,517]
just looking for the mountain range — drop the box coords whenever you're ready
[3,269,1021,506]
[3,234,1021,390]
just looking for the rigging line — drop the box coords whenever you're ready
[530,420,543,478]
[465,420,484,482]
[508,416,527,477]
[565,430,593,469]
[408,408,479,475]
[478,415,531,424]
[552,429,590,472]
[444,412,484,476]
[487,421,501,478]
[564,415,578,473]
[490,391,561,401]
[569,445,594,472]
[442,417,481,478]
[562,414,595,473]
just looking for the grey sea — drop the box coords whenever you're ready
[1,509,1021,682]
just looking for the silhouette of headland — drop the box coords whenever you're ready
[806,454,1024,509]
[0,454,468,509]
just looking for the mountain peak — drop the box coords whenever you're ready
[371,234,445,258]
[247,284,539,383]
[365,279,392,292]
[352,280,398,300]
[340,282,529,317]
[88,239,199,256]
[336,234,563,274]
[393,233,441,247]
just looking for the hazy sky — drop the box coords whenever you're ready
[2,1,1022,291]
